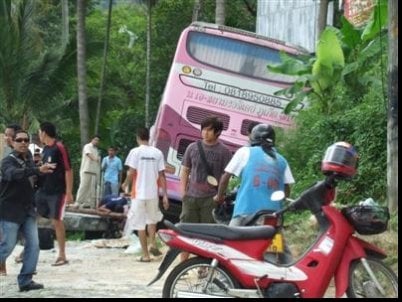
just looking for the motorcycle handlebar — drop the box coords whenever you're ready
[218,175,340,226]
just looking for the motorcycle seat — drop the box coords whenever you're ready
[172,222,277,242]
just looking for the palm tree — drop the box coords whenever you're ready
[94,0,113,134]
[215,0,225,25]
[145,0,152,128]
[193,0,201,21]
[76,0,89,145]
[0,0,71,130]
[387,0,398,213]
[61,0,69,49]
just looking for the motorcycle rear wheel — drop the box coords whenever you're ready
[162,257,239,298]
[347,256,398,298]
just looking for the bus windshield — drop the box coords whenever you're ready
[187,31,295,83]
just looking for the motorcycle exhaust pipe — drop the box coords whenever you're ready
[175,289,261,298]
[175,291,231,298]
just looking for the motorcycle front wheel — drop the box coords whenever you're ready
[347,256,398,298]
[162,257,239,298]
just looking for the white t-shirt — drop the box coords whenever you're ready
[125,145,165,199]
[225,146,295,184]
[80,143,100,174]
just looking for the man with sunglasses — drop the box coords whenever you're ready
[1,123,22,276]
[0,130,55,292]
[2,124,22,159]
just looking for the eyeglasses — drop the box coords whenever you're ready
[14,138,30,143]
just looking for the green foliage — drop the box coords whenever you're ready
[0,0,77,129]
[361,0,388,41]
[268,0,388,116]
[311,27,344,99]
[284,87,387,205]
[200,0,256,31]
[66,231,85,241]
[276,1,389,207]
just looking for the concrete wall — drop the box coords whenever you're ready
[256,0,334,52]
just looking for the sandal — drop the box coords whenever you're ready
[136,256,151,263]
[51,258,69,266]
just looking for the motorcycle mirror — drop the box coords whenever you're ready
[271,191,285,202]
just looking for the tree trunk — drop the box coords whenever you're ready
[145,0,151,128]
[317,0,329,37]
[193,0,201,22]
[95,0,113,134]
[387,0,398,213]
[215,0,225,25]
[77,0,89,145]
[61,0,69,49]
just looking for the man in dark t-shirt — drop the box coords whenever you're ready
[179,116,232,262]
[36,122,73,267]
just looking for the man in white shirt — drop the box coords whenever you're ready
[122,127,169,262]
[75,135,101,209]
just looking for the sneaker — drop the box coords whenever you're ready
[124,242,142,254]
[19,281,44,292]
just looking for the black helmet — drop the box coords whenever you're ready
[212,202,234,225]
[249,124,275,147]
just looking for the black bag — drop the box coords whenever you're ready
[38,228,55,250]
[197,141,218,186]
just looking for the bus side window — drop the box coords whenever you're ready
[177,138,194,161]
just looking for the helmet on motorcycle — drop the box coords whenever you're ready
[321,142,358,178]
[212,202,234,225]
[249,124,275,147]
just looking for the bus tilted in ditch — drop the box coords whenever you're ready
[150,22,308,221]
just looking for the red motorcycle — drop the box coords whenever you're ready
[149,143,398,298]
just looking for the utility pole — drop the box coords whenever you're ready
[387,0,398,213]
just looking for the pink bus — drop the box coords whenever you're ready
[150,22,308,220]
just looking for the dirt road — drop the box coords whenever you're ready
[1,239,169,298]
[1,238,339,298]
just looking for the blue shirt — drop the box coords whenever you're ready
[233,147,288,217]
[100,194,128,212]
[101,156,122,184]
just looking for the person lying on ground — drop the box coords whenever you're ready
[97,193,129,214]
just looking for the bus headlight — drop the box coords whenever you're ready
[182,65,192,74]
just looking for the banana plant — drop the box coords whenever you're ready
[267,0,388,115]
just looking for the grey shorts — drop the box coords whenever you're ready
[36,189,65,220]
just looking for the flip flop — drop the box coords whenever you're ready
[51,258,69,266]
[136,256,151,263]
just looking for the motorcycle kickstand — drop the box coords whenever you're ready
[254,275,268,298]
